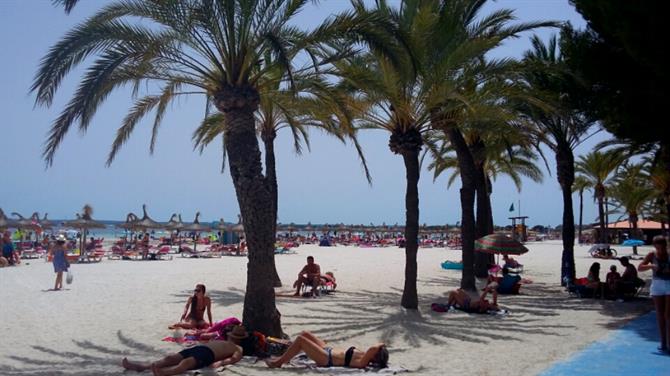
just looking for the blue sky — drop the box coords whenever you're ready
[0,0,603,226]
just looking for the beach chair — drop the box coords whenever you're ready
[153,246,173,260]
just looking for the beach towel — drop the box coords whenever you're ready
[289,354,409,374]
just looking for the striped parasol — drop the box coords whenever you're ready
[475,233,528,255]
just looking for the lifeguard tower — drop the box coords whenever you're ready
[509,216,529,242]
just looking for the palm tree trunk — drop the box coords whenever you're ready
[214,86,282,336]
[447,127,477,291]
[401,149,420,309]
[556,143,576,285]
[597,190,606,243]
[262,129,282,288]
[474,164,492,277]
[578,189,584,244]
[630,213,639,255]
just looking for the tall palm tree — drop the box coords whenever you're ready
[415,1,554,290]
[575,150,622,243]
[572,175,590,243]
[518,34,595,284]
[610,163,655,255]
[32,0,382,336]
[429,133,543,275]
[333,47,429,309]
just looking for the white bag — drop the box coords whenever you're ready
[66,270,73,284]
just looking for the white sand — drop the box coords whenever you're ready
[0,240,654,375]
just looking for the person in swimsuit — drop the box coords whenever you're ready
[639,235,670,353]
[293,256,321,296]
[49,235,70,290]
[265,331,388,369]
[122,325,247,375]
[446,286,499,313]
[169,284,212,329]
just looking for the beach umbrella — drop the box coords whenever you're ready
[337,223,349,233]
[67,206,106,259]
[165,213,185,231]
[475,233,529,255]
[131,204,163,231]
[231,221,245,234]
[304,222,313,233]
[34,212,54,230]
[183,212,211,253]
[622,239,644,247]
[322,223,330,234]
[0,208,16,230]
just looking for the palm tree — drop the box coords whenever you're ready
[575,150,622,243]
[610,163,655,255]
[429,134,543,276]
[572,175,590,243]
[332,42,429,308]
[415,2,554,290]
[31,0,383,336]
[518,34,595,284]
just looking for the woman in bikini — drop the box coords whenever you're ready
[169,284,212,330]
[446,286,499,313]
[265,331,388,369]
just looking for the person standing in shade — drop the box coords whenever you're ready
[49,235,70,290]
[639,235,670,353]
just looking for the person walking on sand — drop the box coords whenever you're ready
[122,325,247,375]
[49,235,70,290]
[169,284,212,329]
[639,235,670,353]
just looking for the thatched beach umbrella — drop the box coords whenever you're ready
[0,208,17,230]
[132,204,163,231]
[321,223,330,234]
[303,222,313,233]
[67,205,106,259]
[337,223,349,233]
[183,212,211,253]
[165,213,185,232]
[33,212,54,230]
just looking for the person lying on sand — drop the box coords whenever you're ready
[265,331,388,369]
[446,286,499,313]
[122,326,247,376]
[169,284,212,330]
[293,256,321,296]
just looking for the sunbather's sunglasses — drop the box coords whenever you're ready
[194,289,202,293]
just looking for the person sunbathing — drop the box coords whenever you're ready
[293,256,321,296]
[169,284,212,330]
[321,271,337,290]
[265,331,388,369]
[446,286,499,313]
[123,325,247,375]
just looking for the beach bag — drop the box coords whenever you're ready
[66,270,73,284]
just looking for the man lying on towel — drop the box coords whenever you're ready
[123,325,247,375]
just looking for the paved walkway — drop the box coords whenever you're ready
[540,311,668,375]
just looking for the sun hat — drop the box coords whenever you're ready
[56,234,67,242]
[227,325,249,341]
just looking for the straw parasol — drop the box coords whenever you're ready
[165,213,185,231]
[228,214,244,234]
[131,204,163,231]
[336,223,349,233]
[475,233,529,255]
[303,222,313,233]
[0,208,17,230]
[183,212,211,253]
[67,205,106,259]
[34,212,54,230]
[321,223,330,234]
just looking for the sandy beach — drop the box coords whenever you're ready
[0,240,654,375]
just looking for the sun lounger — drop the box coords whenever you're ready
[20,247,46,259]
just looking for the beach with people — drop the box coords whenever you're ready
[0,240,655,375]
[2,0,669,374]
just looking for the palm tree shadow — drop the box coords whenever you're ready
[0,331,161,376]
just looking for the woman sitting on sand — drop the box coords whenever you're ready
[169,284,212,330]
[265,331,388,369]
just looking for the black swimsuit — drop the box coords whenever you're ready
[178,346,215,369]
[344,347,356,367]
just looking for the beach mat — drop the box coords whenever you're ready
[290,354,408,374]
